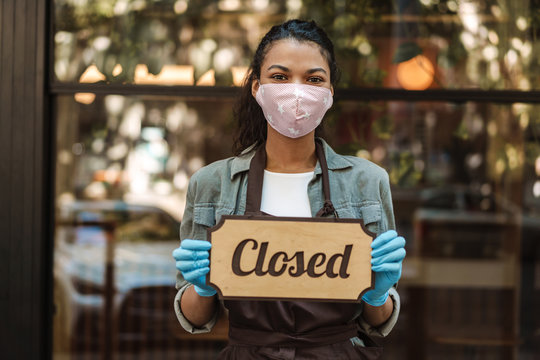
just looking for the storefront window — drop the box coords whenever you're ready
[53,95,235,358]
[327,100,540,358]
[52,93,540,358]
[54,0,540,89]
[52,1,540,359]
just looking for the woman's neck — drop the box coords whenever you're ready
[265,129,317,173]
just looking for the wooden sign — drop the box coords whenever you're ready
[207,215,375,302]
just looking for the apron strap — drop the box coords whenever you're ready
[244,139,338,218]
[315,139,338,218]
[244,142,266,216]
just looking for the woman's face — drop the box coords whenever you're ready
[251,39,334,97]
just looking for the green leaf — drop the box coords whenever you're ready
[147,57,164,76]
[392,42,423,64]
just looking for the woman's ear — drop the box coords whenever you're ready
[251,79,260,98]
[330,85,334,96]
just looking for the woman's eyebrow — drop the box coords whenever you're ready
[267,65,328,75]
[306,67,327,75]
[267,64,290,72]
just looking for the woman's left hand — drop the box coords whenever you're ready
[362,230,406,307]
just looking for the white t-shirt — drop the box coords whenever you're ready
[260,170,314,217]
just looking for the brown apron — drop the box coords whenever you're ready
[217,140,383,360]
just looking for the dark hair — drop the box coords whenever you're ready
[232,19,339,155]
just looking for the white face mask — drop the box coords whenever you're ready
[255,83,333,138]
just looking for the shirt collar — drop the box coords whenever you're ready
[230,143,257,179]
[313,138,352,175]
[229,138,352,180]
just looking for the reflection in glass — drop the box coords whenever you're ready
[53,94,540,358]
[323,100,540,359]
[53,95,235,358]
[55,95,235,215]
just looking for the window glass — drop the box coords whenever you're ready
[54,0,540,90]
[55,94,235,212]
[326,100,540,358]
[324,100,539,358]
[53,94,540,358]
[53,95,235,358]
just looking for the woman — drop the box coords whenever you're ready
[172,19,406,359]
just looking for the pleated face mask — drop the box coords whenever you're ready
[255,83,333,138]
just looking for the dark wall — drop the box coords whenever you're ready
[0,0,51,359]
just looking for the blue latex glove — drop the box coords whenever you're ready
[172,239,216,297]
[362,230,406,307]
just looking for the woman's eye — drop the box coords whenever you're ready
[271,74,287,80]
[308,77,324,83]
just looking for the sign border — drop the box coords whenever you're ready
[207,214,377,303]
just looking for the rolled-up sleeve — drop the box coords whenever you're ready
[357,287,401,337]
[174,282,219,334]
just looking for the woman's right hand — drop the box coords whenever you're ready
[172,239,217,297]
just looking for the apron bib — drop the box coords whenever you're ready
[218,140,383,360]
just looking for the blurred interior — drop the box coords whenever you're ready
[52,1,540,359]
